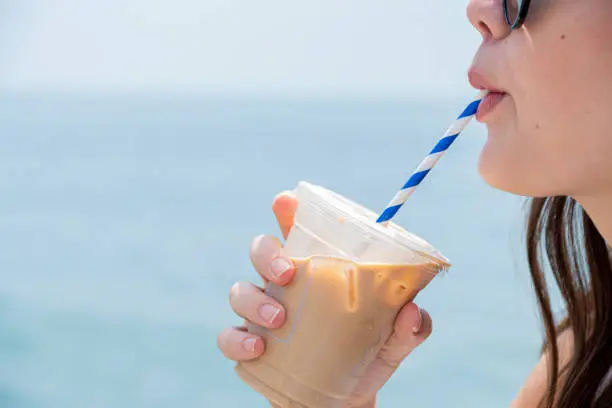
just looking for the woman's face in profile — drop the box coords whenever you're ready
[467,0,612,199]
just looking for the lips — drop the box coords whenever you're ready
[476,91,507,121]
[468,69,507,122]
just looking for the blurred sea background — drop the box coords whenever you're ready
[0,2,558,407]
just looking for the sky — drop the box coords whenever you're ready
[1,0,482,97]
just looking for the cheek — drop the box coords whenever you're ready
[477,118,563,197]
[476,95,582,197]
[478,108,612,198]
[479,2,612,197]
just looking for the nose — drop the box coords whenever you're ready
[467,0,510,41]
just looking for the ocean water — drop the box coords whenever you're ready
[0,94,544,407]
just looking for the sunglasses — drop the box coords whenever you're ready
[504,0,532,29]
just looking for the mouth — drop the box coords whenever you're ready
[468,69,508,122]
[476,91,507,122]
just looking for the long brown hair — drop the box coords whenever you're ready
[527,196,612,407]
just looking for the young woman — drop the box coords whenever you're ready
[217,0,612,406]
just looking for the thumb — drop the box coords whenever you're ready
[348,303,433,403]
[378,302,433,367]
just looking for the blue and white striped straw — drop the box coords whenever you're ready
[376,91,486,223]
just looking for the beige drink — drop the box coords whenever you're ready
[235,182,449,407]
[236,257,442,407]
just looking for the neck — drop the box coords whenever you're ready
[575,194,612,246]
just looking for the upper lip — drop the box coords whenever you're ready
[468,69,506,94]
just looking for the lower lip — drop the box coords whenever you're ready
[476,92,507,121]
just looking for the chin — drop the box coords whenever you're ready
[477,141,548,198]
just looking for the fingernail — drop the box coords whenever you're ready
[412,308,423,334]
[242,337,257,353]
[259,303,281,324]
[270,257,293,279]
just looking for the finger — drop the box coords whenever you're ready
[348,303,433,402]
[229,281,286,329]
[249,234,296,286]
[272,191,298,240]
[378,303,433,367]
[217,327,265,361]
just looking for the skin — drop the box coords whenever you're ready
[468,0,612,405]
[218,0,612,406]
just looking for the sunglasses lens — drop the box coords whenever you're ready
[505,0,522,26]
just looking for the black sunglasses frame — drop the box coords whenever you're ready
[504,0,532,29]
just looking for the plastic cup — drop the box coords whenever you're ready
[235,182,449,408]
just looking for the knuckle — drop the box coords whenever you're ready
[217,328,232,354]
[251,235,282,261]
[229,281,250,306]
[249,234,267,258]
[229,281,241,301]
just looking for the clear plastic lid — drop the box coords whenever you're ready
[284,182,450,274]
